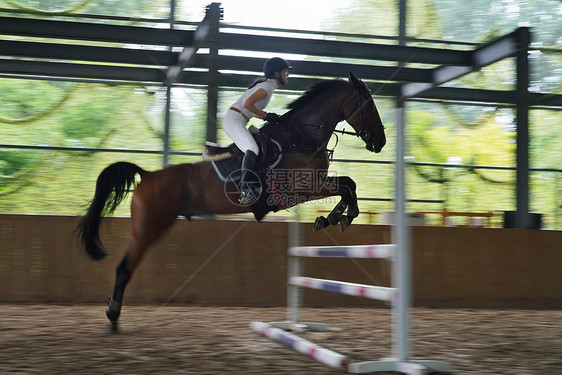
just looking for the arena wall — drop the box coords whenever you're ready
[0,214,560,308]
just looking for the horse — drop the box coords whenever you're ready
[77,72,386,330]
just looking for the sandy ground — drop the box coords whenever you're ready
[0,305,561,374]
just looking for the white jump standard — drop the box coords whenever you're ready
[250,230,452,374]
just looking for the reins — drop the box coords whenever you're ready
[333,128,361,137]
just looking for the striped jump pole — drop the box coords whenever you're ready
[289,244,395,259]
[289,276,395,302]
[250,321,349,370]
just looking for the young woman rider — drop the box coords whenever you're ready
[221,57,292,205]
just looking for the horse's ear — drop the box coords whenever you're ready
[348,72,360,85]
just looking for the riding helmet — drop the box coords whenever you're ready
[263,57,292,78]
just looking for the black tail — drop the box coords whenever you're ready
[77,162,146,261]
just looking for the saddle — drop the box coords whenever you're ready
[203,126,284,183]
[203,123,307,221]
[202,125,291,222]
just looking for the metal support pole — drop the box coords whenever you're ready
[392,0,411,362]
[393,101,411,362]
[162,0,176,167]
[515,27,531,228]
[554,173,562,228]
[163,85,171,166]
[169,0,175,25]
[398,0,406,43]
[205,3,221,143]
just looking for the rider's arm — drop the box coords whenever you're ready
[243,88,268,119]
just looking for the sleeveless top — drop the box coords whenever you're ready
[231,79,279,120]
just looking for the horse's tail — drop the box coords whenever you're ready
[77,162,146,261]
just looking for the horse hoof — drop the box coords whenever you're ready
[106,298,121,326]
[109,321,119,333]
[313,216,329,232]
[339,216,351,232]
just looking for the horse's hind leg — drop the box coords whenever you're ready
[106,240,146,331]
[106,193,180,331]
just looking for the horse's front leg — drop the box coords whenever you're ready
[313,198,347,231]
[313,176,358,232]
[339,176,359,231]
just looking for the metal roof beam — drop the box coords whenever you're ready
[0,16,472,65]
[0,58,165,82]
[217,33,472,65]
[0,40,177,66]
[472,29,520,68]
[529,92,562,108]
[0,16,194,46]
[415,86,513,103]
[193,55,433,83]
[401,65,473,98]
[401,29,521,99]
[1,49,433,83]
[0,40,435,84]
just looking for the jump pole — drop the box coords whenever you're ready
[250,321,350,370]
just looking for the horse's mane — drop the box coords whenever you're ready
[287,79,348,111]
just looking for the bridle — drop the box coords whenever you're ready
[335,88,374,142]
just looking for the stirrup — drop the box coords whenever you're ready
[238,187,262,205]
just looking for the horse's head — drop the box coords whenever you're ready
[343,72,386,153]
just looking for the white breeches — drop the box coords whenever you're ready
[222,110,259,155]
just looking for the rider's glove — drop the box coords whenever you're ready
[264,112,280,123]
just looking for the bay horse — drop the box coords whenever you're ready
[78,72,386,330]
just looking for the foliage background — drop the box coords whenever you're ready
[0,0,560,228]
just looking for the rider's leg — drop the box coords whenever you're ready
[221,111,261,204]
[238,150,262,204]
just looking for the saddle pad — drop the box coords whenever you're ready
[211,157,243,183]
[210,138,284,183]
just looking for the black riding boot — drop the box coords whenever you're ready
[238,150,261,205]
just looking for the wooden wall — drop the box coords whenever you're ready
[0,214,560,308]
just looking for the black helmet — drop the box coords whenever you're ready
[263,57,292,78]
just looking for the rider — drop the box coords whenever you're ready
[222,57,292,205]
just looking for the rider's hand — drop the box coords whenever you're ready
[264,112,280,123]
